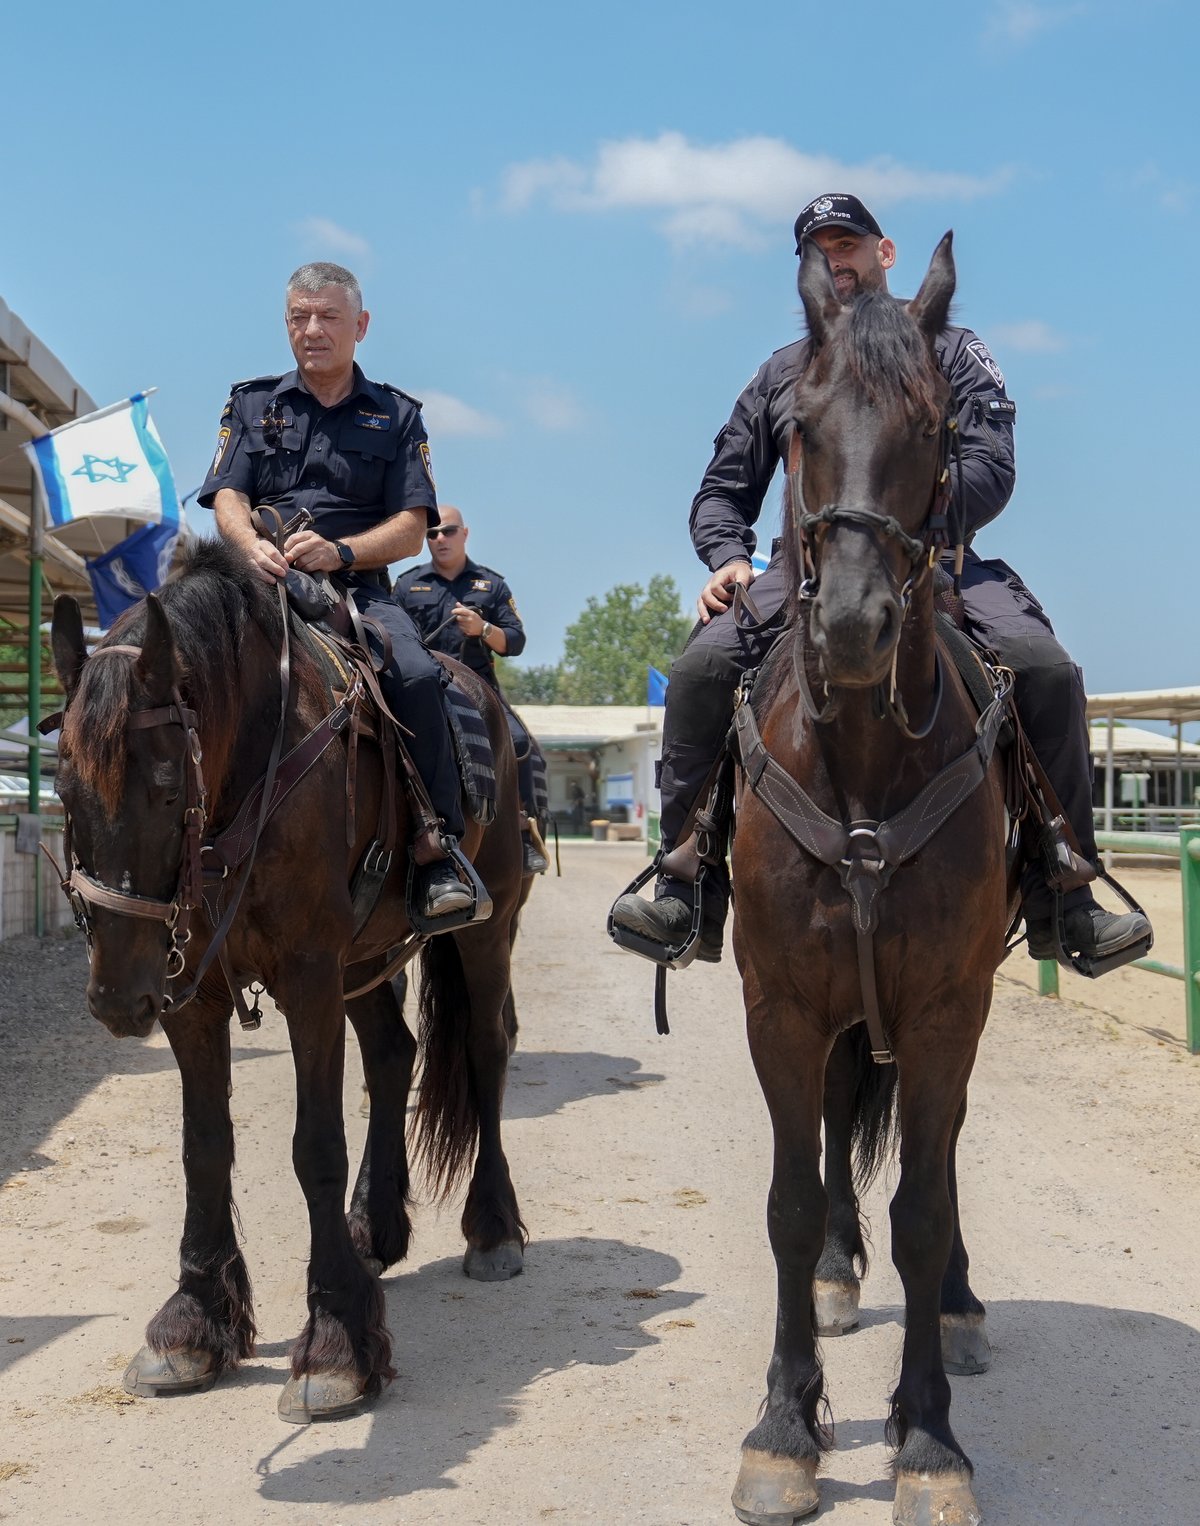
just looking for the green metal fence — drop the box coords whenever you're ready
[1036,825,1200,1054]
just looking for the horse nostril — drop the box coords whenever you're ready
[874,603,898,655]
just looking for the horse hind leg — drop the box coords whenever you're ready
[346,971,418,1276]
[940,1091,992,1376]
[126,1004,256,1397]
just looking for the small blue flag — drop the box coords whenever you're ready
[648,665,669,706]
[751,549,771,573]
[86,521,180,629]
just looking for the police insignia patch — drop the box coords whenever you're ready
[814,195,834,215]
[420,442,435,486]
[471,580,492,592]
[354,409,390,430]
[966,340,1004,389]
[213,426,231,472]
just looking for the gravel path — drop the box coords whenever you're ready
[1,843,1197,1524]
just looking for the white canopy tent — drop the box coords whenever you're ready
[1086,688,1200,828]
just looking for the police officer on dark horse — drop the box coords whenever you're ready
[610,193,1152,974]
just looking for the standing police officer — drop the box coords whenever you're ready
[198,261,474,922]
[395,505,550,874]
[610,194,1151,969]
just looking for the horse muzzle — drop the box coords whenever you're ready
[808,584,901,688]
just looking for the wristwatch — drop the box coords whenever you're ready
[334,541,355,568]
[480,621,493,641]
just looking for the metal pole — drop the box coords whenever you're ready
[28,464,44,936]
[1176,721,1184,811]
[1182,826,1200,1056]
[1104,712,1115,870]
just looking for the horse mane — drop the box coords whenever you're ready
[61,538,292,813]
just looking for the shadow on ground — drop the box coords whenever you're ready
[252,1235,696,1505]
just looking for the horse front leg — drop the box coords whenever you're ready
[276,956,393,1423]
[732,980,829,1525]
[887,1021,984,1526]
[125,996,255,1398]
[939,1090,992,1376]
[346,970,418,1274]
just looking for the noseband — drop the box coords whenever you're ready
[51,646,208,982]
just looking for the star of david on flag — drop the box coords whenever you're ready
[23,392,180,528]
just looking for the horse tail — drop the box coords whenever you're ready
[413,934,477,1199]
[848,1023,899,1193]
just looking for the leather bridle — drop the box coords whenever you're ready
[52,647,208,982]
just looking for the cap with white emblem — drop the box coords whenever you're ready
[794,193,883,254]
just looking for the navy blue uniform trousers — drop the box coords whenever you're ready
[658,551,1093,917]
[349,584,465,839]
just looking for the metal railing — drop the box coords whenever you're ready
[1037,826,1200,1055]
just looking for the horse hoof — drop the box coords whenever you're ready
[893,1471,980,1526]
[941,1312,992,1375]
[732,1449,819,1523]
[123,1346,217,1397]
[359,1255,385,1279]
[277,1372,370,1424]
[463,1240,524,1282]
[814,1278,860,1336]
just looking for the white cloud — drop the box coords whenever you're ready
[419,390,504,438]
[522,381,586,433]
[991,319,1067,353]
[294,217,372,257]
[1129,162,1195,213]
[499,132,1011,249]
[983,2,1084,46]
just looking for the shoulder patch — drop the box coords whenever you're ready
[419,441,435,487]
[965,340,1004,389]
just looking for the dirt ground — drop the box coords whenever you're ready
[1,842,1198,1525]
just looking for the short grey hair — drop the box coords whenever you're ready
[286,262,362,313]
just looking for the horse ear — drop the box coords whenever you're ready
[907,231,956,340]
[135,595,180,703]
[51,596,88,697]
[798,237,843,346]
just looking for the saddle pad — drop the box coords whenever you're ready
[444,677,496,826]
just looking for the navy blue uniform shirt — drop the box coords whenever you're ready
[197,365,439,556]
[689,326,1016,572]
[394,557,526,683]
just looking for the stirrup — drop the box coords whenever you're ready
[1049,867,1153,979]
[405,839,493,936]
[606,850,708,971]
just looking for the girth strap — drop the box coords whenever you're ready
[732,663,1014,1063]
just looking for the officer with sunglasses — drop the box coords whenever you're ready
[198,261,476,923]
[395,507,550,875]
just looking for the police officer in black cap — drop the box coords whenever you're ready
[198,260,474,922]
[395,504,549,875]
[611,193,1151,969]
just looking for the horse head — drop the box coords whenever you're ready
[791,233,956,689]
[52,593,196,1037]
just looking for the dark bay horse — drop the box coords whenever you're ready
[49,538,527,1422]
[729,236,1016,1525]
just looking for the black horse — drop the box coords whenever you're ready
[729,236,1016,1524]
[50,538,528,1422]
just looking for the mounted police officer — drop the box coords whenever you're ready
[395,505,550,875]
[198,260,475,923]
[610,193,1151,970]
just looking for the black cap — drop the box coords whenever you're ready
[794,193,883,254]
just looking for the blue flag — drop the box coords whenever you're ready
[86,521,180,629]
[648,665,668,706]
[751,549,770,573]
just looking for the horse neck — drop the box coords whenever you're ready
[203,619,286,822]
[795,574,943,815]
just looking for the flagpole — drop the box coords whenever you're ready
[27,461,43,936]
[23,388,158,443]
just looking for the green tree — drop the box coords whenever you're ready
[494,658,564,705]
[558,575,690,705]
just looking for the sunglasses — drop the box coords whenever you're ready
[427,525,462,540]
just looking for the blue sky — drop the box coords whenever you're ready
[3,0,1196,699]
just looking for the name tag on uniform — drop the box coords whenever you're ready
[410,584,433,592]
[354,409,391,430]
[471,579,492,592]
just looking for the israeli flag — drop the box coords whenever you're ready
[24,392,179,529]
[751,549,771,575]
[86,521,181,629]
